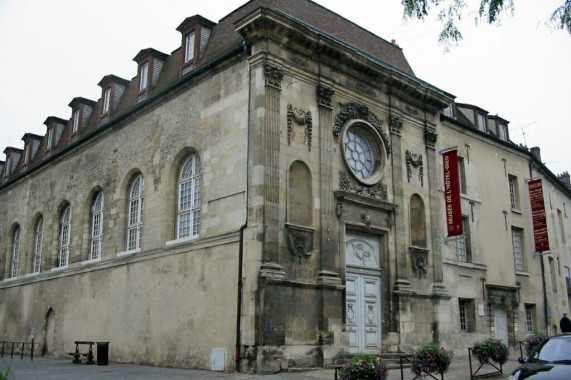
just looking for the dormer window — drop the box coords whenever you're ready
[72,109,80,133]
[103,88,111,113]
[499,124,508,141]
[46,128,53,150]
[139,62,149,91]
[476,114,486,132]
[185,32,195,63]
[23,144,29,164]
[3,156,10,177]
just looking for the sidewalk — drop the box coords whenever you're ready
[1,356,520,380]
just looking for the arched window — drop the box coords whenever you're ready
[11,226,21,278]
[90,192,104,260]
[410,194,427,247]
[127,175,145,250]
[33,217,43,273]
[177,155,201,239]
[59,205,72,267]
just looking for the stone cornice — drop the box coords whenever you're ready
[234,7,453,113]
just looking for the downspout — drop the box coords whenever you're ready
[529,156,549,333]
[236,41,251,372]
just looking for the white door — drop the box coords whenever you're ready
[494,308,508,344]
[345,234,382,352]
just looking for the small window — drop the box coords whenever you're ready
[185,32,195,63]
[177,155,201,239]
[499,124,508,141]
[127,175,145,251]
[3,156,10,177]
[59,205,72,267]
[11,227,21,278]
[456,217,471,262]
[139,62,149,91]
[558,210,566,243]
[525,304,535,332]
[90,192,104,260]
[72,109,80,133]
[33,217,43,273]
[512,227,524,271]
[565,266,571,294]
[458,156,467,194]
[459,299,475,332]
[477,114,486,132]
[549,257,558,293]
[103,88,111,113]
[46,128,53,150]
[509,175,520,210]
[23,144,29,164]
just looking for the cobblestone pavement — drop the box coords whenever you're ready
[1,356,520,380]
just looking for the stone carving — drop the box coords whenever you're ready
[347,303,355,323]
[367,305,375,323]
[264,64,284,89]
[385,213,393,229]
[347,239,378,267]
[406,150,424,186]
[336,202,343,218]
[424,125,438,149]
[333,103,391,155]
[405,105,418,115]
[347,80,375,97]
[317,86,334,108]
[410,247,429,278]
[287,104,312,151]
[339,171,388,201]
[361,213,372,229]
[285,224,314,260]
[389,115,403,136]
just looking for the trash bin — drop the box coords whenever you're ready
[96,342,109,365]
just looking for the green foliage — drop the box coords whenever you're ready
[339,354,389,380]
[401,0,571,47]
[473,338,509,365]
[410,342,454,376]
[0,368,12,380]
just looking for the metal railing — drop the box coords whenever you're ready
[399,355,444,380]
[468,347,503,379]
[0,340,39,361]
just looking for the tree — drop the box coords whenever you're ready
[402,0,571,48]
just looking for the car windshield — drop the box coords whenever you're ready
[528,337,571,364]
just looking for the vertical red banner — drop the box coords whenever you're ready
[528,179,550,253]
[443,149,463,237]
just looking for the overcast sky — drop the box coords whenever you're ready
[0,0,569,175]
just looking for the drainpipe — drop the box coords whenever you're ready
[236,41,252,372]
[529,156,549,333]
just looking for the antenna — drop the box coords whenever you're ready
[512,121,537,146]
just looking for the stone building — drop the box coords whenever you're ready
[1,0,569,373]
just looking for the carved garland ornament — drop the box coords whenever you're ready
[410,247,429,278]
[333,103,391,155]
[339,171,388,201]
[424,125,438,149]
[287,105,312,151]
[405,150,424,186]
[389,115,403,135]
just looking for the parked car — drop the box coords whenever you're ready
[508,334,571,379]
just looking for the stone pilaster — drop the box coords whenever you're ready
[389,114,412,293]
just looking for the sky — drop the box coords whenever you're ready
[0,0,569,175]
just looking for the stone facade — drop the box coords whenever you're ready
[1,0,570,374]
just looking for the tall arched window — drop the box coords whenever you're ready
[410,194,427,247]
[59,205,72,267]
[90,192,104,260]
[33,217,43,273]
[11,226,21,278]
[177,155,201,239]
[127,175,145,250]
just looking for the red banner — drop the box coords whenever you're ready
[443,149,463,237]
[528,179,550,252]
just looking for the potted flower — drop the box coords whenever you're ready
[523,334,548,356]
[339,353,389,380]
[473,338,509,365]
[410,342,453,377]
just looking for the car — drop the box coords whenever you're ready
[508,334,571,380]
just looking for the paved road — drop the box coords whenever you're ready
[1,356,520,380]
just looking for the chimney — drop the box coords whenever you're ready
[530,146,541,162]
[559,171,570,186]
